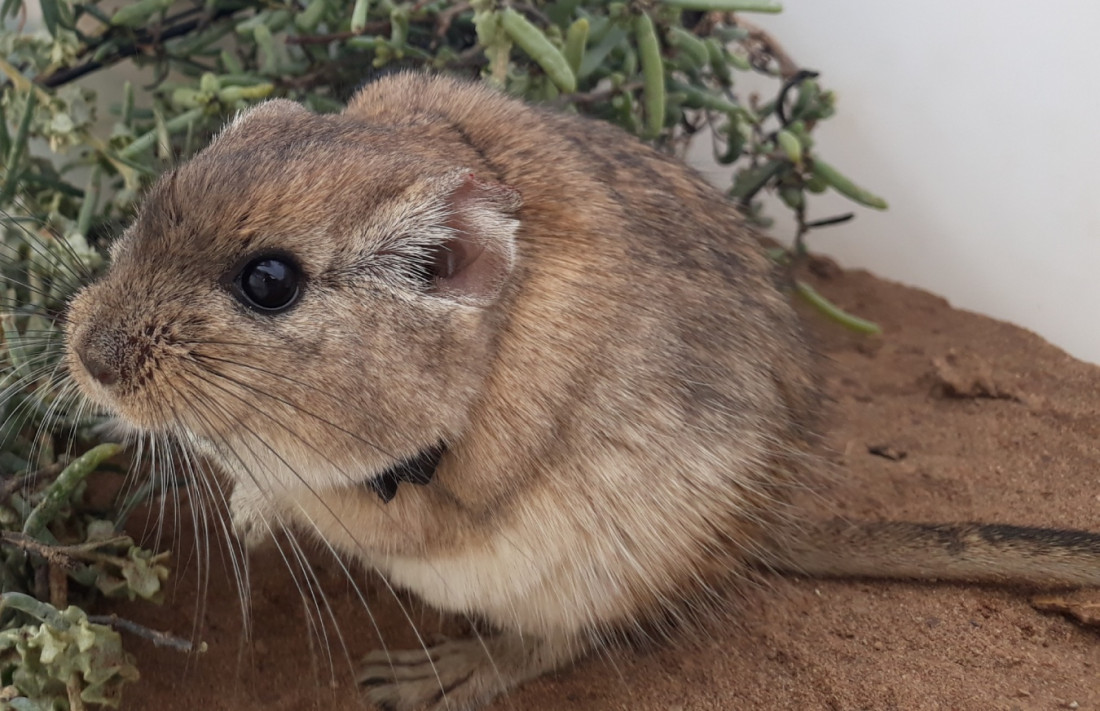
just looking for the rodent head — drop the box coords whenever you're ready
[65,99,522,487]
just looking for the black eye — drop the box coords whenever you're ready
[235,256,301,313]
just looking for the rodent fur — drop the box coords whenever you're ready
[63,73,1100,710]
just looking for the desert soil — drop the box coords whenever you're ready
[106,264,1100,710]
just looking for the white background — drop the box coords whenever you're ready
[690,0,1100,364]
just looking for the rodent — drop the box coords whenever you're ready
[63,72,1100,711]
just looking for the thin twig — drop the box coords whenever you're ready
[48,563,68,609]
[37,7,243,88]
[2,531,81,570]
[728,15,800,79]
[804,213,855,230]
[443,45,487,70]
[553,82,643,108]
[435,2,472,38]
[0,458,68,503]
[513,3,551,27]
[791,199,809,273]
[65,673,85,711]
[88,614,196,653]
[1,531,132,568]
[70,5,206,60]
[285,21,390,46]
[775,69,819,127]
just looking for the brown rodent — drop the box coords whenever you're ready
[63,72,1100,711]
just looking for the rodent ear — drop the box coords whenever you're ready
[428,173,522,306]
[218,99,311,139]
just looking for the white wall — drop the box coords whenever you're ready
[694,1,1100,363]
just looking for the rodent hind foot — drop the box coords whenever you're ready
[357,633,577,711]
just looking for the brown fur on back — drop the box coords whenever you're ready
[334,74,822,633]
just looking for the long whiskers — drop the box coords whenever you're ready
[169,365,472,700]
[164,377,359,688]
[188,351,396,461]
[6,197,98,281]
[178,356,519,704]
[119,374,247,664]
[1,201,95,289]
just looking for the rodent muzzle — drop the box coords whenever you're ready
[70,321,154,392]
[75,338,118,386]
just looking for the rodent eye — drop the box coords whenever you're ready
[235,256,301,313]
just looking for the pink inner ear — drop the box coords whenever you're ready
[434,215,486,283]
[431,174,520,304]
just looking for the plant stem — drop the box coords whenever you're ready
[75,165,103,238]
[66,673,86,711]
[120,108,203,159]
[0,90,37,206]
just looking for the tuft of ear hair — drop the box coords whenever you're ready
[426,171,522,307]
[222,98,310,135]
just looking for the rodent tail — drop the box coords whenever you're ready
[767,520,1100,589]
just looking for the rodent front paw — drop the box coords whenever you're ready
[357,634,574,711]
[358,638,493,711]
[229,486,272,550]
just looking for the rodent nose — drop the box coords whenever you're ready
[77,345,119,386]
